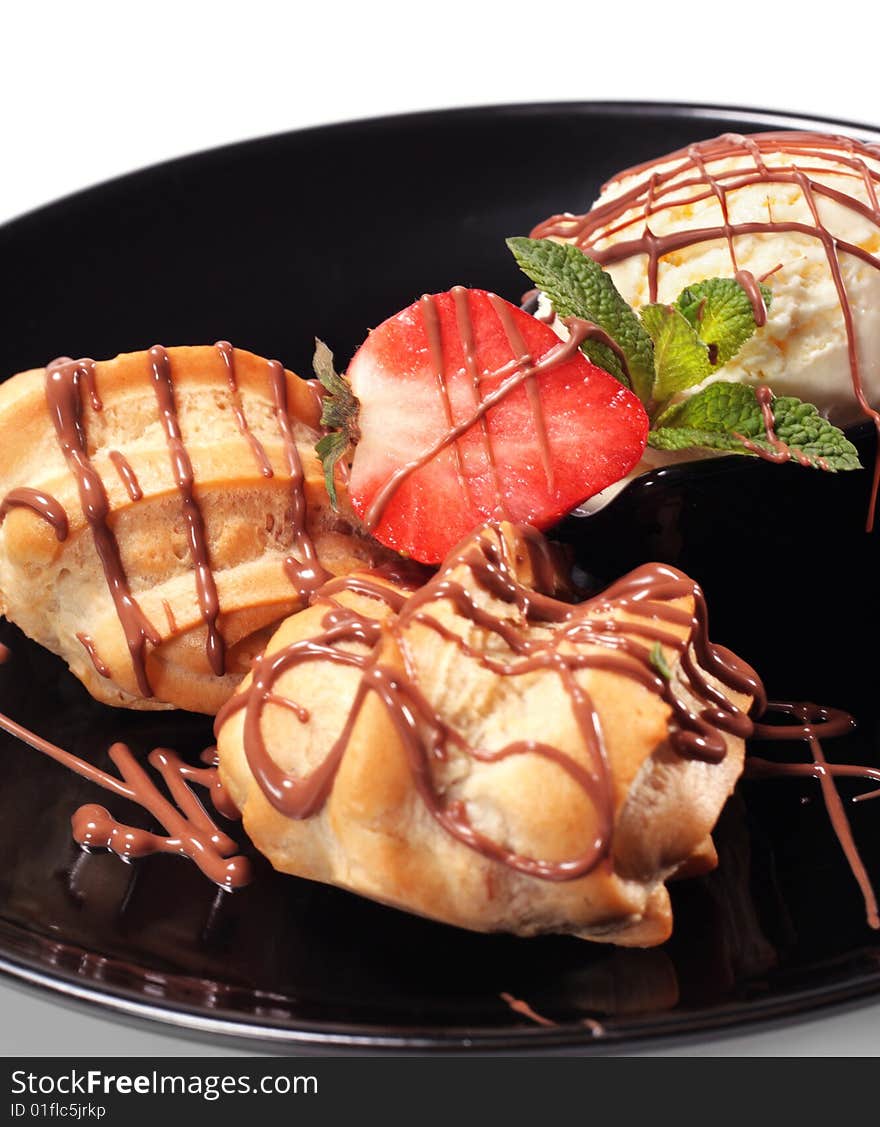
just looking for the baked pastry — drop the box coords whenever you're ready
[0,343,390,714]
[216,521,759,945]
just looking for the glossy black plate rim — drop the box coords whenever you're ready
[4,932,880,1053]
[5,98,880,238]
[2,99,880,1054]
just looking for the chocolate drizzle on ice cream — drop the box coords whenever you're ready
[531,131,880,525]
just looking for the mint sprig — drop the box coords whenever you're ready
[509,238,775,410]
[649,382,861,471]
[638,303,712,402]
[508,237,858,475]
[506,236,655,401]
[676,277,772,368]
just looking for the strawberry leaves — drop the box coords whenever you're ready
[313,338,359,508]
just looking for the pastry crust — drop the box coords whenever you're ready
[216,523,752,944]
[0,345,388,713]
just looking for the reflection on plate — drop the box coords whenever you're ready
[1,102,879,1051]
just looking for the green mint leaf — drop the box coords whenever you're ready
[506,236,655,402]
[648,425,749,453]
[675,277,772,369]
[648,382,861,471]
[765,396,862,471]
[653,379,759,430]
[650,641,672,681]
[639,303,712,402]
[312,338,360,509]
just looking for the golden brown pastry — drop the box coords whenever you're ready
[215,522,760,945]
[0,344,389,713]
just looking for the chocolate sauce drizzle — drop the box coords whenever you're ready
[531,131,880,524]
[0,705,248,887]
[266,358,329,599]
[108,450,143,502]
[0,345,328,699]
[0,487,69,540]
[44,358,160,696]
[76,632,110,678]
[734,385,816,468]
[214,523,880,922]
[747,701,880,929]
[499,991,605,1034]
[149,345,224,677]
[499,992,555,1027]
[215,524,762,880]
[215,341,274,478]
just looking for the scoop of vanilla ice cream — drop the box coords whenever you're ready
[555,133,880,426]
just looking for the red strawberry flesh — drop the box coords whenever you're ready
[346,287,648,564]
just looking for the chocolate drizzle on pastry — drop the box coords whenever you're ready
[0,517,876,917]
[149,345,225,677]
[0,344,330,701]
[213,521,880,922]
[266,359,330,600]
[0,487,69,540]
[44,357,160,696]
[215,524,762,880]
[107,450,143,502]
[215,340,274,479]
[532,131,880,524]
[75,631,111,678]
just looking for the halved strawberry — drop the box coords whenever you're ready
[317,287,648,564]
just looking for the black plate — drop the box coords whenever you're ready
[2,102,880,1053]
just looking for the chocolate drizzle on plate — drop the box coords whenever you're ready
[499,991,556,1027]
[748,701,880,929]
[532,131,880,525]
[0,698,249,888]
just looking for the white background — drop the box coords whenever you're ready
[2,1,877,226]
[1,0,879,1055]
